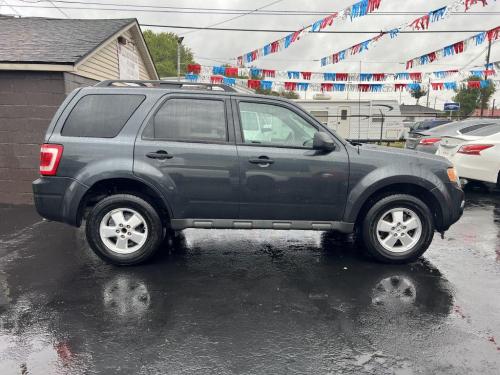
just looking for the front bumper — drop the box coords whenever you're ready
[33,176,88,226]
[440,182,465,231]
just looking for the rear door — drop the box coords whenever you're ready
[134,94,239,219]
[232,97,349,222]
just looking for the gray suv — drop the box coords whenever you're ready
[33,80,464,265]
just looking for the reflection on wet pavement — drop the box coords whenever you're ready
[0,190,499,374]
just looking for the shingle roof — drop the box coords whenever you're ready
[400,104,443,114]
[0,17,135,64]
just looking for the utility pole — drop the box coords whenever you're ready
[177,36,184,81]
[480,38,492,117]
[433,96,437,109]
[426,77,431,108]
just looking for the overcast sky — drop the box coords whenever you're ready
[1,0,499,107]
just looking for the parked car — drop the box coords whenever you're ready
[410,119,451,135]
[436,125,500,187]
[405,119,499,154]
[33,80,464,265]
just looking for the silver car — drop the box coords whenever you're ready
[405,119,500,154]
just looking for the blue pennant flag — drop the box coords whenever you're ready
[429,6,447,22]
[371,84,383,92]
[185,74,198,82]
[284,34,293,48]
[213,66,225,75]
[351,0,369,20]
[420,55,430,65]
[297,82,309,91]
[470,70,483,77]
[408,83,421,91]
[480,80,490,89]
[389,28,400,39]
[263,44,272,56]
[359,40,370,53]
[324,73,336,81]
[287,71,300,79]
[360,73,373,81]
[475,32,487,46]
[443,45,454,57]
[321,57,329,66]
[260,80,273,90]
[444,82,457,90]
[223,77,236,86]
[338,50,347,60]
[395,72,410,80]
[250,68,262,78]
[311,20,322,32]
[334,83,346,91]
[434,71,445,79]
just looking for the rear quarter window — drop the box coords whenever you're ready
[61,94,145,138]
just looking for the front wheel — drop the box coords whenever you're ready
[85,194,164,266]
[360,194,434,263]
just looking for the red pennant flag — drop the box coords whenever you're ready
[368,0,382,12]
[487,26,500,41]
[453,41,465,54]
[321,83,334,92]
[395,83,407,91]
[467,80,481,89]
[187,64,201,74]
[301,72,312,80]
[336,73,349,81]
[372,73,386,81]
[320,14,337,30]
[284,82,297,91]
[358,84,370,92]
[210,76,224,84]
[247,79,261,89]
[263,69,275,78]
[409,72,422,81]
[224,67,238,77]
[431,82,444,90]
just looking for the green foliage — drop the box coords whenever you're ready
[453,77,496,118]
[143,30,196,78]
[254,87,299,99]
[410,87,427,104]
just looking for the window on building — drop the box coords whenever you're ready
[62,94,145,138]
[340,109,348,120]
[310,110,329,126]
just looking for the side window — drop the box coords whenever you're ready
[149,98,227,142]
[239,102,317,148]
[62,94,145,138]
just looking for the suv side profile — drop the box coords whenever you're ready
[33,81,464,265]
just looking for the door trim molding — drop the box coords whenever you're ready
[170,219,354,233]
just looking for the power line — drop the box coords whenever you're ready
[180,0,284,37]
[14,0,500,16]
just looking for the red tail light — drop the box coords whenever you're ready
[40,144,63,176]
[457,144,494,156]
[419,137,441,145]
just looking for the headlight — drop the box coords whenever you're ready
[447,167,459,185]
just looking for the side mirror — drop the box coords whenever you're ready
[313,132,336,151]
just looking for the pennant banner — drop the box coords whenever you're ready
[236,0,383,66]
[320,0,493,66]
[406,25,500,69]
[186,64,496,83]
[184,73,496,93]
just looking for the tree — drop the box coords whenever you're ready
[453,77,496,118]
[143,30,196,78]
[410,86,427,104]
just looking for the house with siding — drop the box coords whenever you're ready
[0,17,158,204]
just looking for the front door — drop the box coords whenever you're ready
[134,95,239,219]
[233,99,349,221]
[337,106,351,138]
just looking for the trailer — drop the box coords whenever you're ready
[294,99,404,141]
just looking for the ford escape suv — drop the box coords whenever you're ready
[33,80,464,265]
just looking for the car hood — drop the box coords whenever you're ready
[356,143,452,166]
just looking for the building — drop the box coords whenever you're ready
[0,17,158,204]
[399,104,444,123]
[472,108,500,117]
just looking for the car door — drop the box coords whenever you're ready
[134,94,239,219]
[232,97,349,222]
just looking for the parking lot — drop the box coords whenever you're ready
[0,186,499,374]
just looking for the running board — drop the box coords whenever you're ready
[170,219,354,233]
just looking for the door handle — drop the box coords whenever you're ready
[146,150,173,160]
[248,156,274,166]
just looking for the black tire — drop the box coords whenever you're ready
[496,172,500,190]
[85,194,163,266]
[360,194,434,264]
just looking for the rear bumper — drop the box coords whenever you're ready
[33,177,88,226]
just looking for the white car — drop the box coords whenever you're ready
[436,125,500,187]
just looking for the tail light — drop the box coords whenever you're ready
[40,144,63,176]
[419,137,441,145]
[457,144,493,156]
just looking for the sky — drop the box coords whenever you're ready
[1,0,499,108]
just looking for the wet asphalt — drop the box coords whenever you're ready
[0,187,499,374]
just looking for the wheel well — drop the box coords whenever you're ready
[77,178,170,226]
[354,183,443,230]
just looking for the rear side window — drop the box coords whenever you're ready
[62,94,145,138]
[461,123,500,136]
[147,98,227,142]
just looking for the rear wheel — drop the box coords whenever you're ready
[85,194,164,265]
[360,194,434,263]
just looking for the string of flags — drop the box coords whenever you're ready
[185,72,496,93]
[320,0,493,66]
[186,64,496,83]
[406,25,500,69]
[235,0,383,66]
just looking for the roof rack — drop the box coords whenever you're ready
[95,80,237,92]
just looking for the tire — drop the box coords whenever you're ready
[360,194,434,264]
[85,194,163,266]
[496,172,500,190]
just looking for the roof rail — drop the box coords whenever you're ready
[95,80,237,92]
